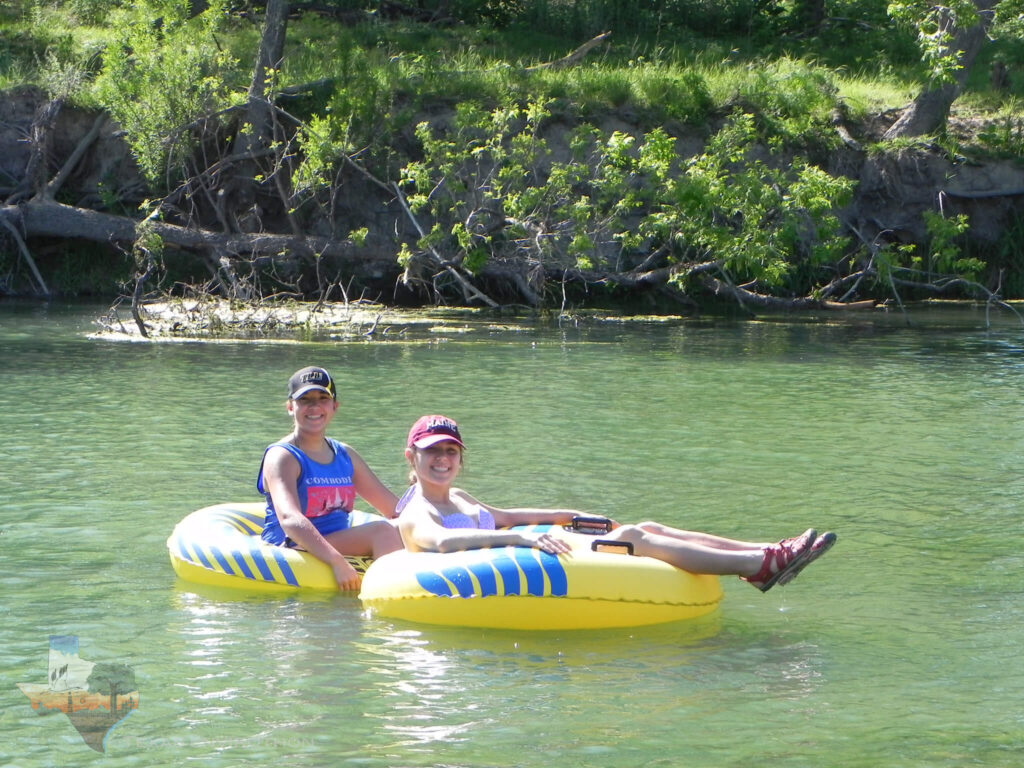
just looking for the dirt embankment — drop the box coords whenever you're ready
[3,85,1024,302]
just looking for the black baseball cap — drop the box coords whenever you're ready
[287,366,336,399]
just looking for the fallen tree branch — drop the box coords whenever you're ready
[391,181,499,307]
[526,32,611,71]
[3,198,392,270]
[40,112,107,202]
[0,211,50,295]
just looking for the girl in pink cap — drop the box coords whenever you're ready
[257,366,402,591]
[398,414,835,592]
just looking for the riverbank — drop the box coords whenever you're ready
[88,297,692,342]
[83,296,1024,342]
[3,2,1023,310]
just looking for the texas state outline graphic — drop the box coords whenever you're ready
[16,635,139,753]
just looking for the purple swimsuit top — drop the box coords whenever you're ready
[439,508,495,530]
[397,484,497,530]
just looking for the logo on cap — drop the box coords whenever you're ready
[288,367,336,399]
[407,415,465,449]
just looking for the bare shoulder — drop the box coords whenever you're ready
[337,442,370,467]
[450,487,478,504]
[263,442,297,469]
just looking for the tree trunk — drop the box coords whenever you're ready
[243,0,289,158]
[0,199,391,271]
[7,97,64,204]
[793,0,826,33]
[221,0,292,273]
[883,0,996,139]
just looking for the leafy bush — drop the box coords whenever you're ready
[400,100,854,303]
[94,0,238,184]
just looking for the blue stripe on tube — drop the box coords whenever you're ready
[270,549,300,587]
[416,570,454,597]
[539,551,568,596]
[490,550,522,596]
[230,551,257,580]
[441,566,476,598]
[249,550,276,581]
[467,560,499,597]
[209,546,236,575]
[513,548,545,596]
[192,545,215,571]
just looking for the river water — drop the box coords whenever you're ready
[2,301,1022,767]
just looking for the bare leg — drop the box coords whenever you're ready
[605,525,764,576]
[630,520,772,551]
[325,520,402,558]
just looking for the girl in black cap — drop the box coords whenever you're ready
[257,366,401,591]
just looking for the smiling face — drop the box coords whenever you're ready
[287,390,338,436]
[407,440,463,488]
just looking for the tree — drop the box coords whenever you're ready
[398,104,856,310]
[885,0,999,138]
[231,0,291,236]
[86,662,136,713]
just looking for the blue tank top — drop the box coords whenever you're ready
[257,438,356,544]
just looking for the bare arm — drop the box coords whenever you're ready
[473,495,617,529]
[487,506,581,528]
[345,444,399,519]
[399,491,572,555]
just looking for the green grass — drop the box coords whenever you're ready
[2,0,1022,155]
[837,77,916,119]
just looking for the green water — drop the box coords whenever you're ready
[2,302,1023,766]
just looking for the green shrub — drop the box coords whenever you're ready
[93,0,238,184]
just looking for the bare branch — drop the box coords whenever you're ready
[40,112,106,202]
[526,32,611,72]
[0,210,50,295]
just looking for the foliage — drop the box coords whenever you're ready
[922,209,980,275]
[887,0,984,84]
[41,0,123,26]
[641,112,855,290]
[85,662,136,709]
[867,207,982,299]
[976,106,1024,156]
[714,57,842,145]
[992,0,1024,36]
[499,0,778,39]
[292,42,399,194]
[93,0,237,184]
[401,102,854,303]
[2,0,1022,305]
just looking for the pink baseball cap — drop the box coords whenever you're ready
[407,415,465,449]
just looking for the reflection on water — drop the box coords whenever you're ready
[4,302,1024,767]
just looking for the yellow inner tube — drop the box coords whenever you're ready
[167,502,375,593]
[359,525,723,630]
[170,508,724,628]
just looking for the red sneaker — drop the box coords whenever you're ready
[742,528,815,592]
